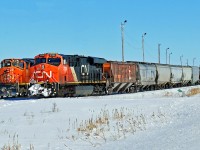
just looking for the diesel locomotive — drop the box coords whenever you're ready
[0,58,34,97]
[28,53,107,97]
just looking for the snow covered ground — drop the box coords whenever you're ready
[0,86,200,150]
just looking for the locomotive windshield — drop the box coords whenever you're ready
[12,60,24,68]
[1,59,11,67]
[35,58,46,65]
[1,59,24,69]
[48,58,61,66]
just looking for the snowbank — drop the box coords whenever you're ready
[0,85,200,149]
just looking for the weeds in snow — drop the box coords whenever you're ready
[186,88,200,96]
[62,106,167,148]
[1,133,21,150]
[40,102,60,114]
[52,102,59,112]
[29,144,34,150]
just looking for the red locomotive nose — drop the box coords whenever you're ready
[41,64,45,70]
[1,68,19,83]
[31,64,53,83]
[35,64,45,71]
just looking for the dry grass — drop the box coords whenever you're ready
[1,134,21,150]
[63,106,167,148]
[164,91,173,97]
[186,88,200,97]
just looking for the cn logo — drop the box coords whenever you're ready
[81,65,89,75]
[34,71,52,78]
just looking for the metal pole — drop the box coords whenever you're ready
[180,55,183,66]
[142,33,146,62]
[169,52,172,64]
[166,48,169,64]
[121,23,124,62]
[193,58,196,66]
[121,20,127,62]
[158,44,161,64]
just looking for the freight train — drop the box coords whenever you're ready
[0,53,199,98]
[28,53,200,97]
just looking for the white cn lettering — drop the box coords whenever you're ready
[35,71,52,78]
[81,65,89,75]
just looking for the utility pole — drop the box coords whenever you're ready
[166,48,169,64]
[169,52,172,65]
[121,20,127,62]
[158,44,161,64]
[193,58,196,66]
[180,55,183,66]
[142,33,147,62]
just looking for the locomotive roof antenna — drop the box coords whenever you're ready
[121,20,127,62]
[142,33,147,62]
[193,57,196,66]
[166,48,169,64]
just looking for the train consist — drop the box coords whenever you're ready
[0,53,199,98]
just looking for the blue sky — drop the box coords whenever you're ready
[0,0,199,66]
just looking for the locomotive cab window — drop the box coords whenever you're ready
[1,62,5,68]
[48,58,61,66]
[2,60,11,67]
[35,58,46,65]
[25,62,30,69]
[19,62,24,68]
[12,60,24,69]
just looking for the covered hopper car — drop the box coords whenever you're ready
[191,66,199,84]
